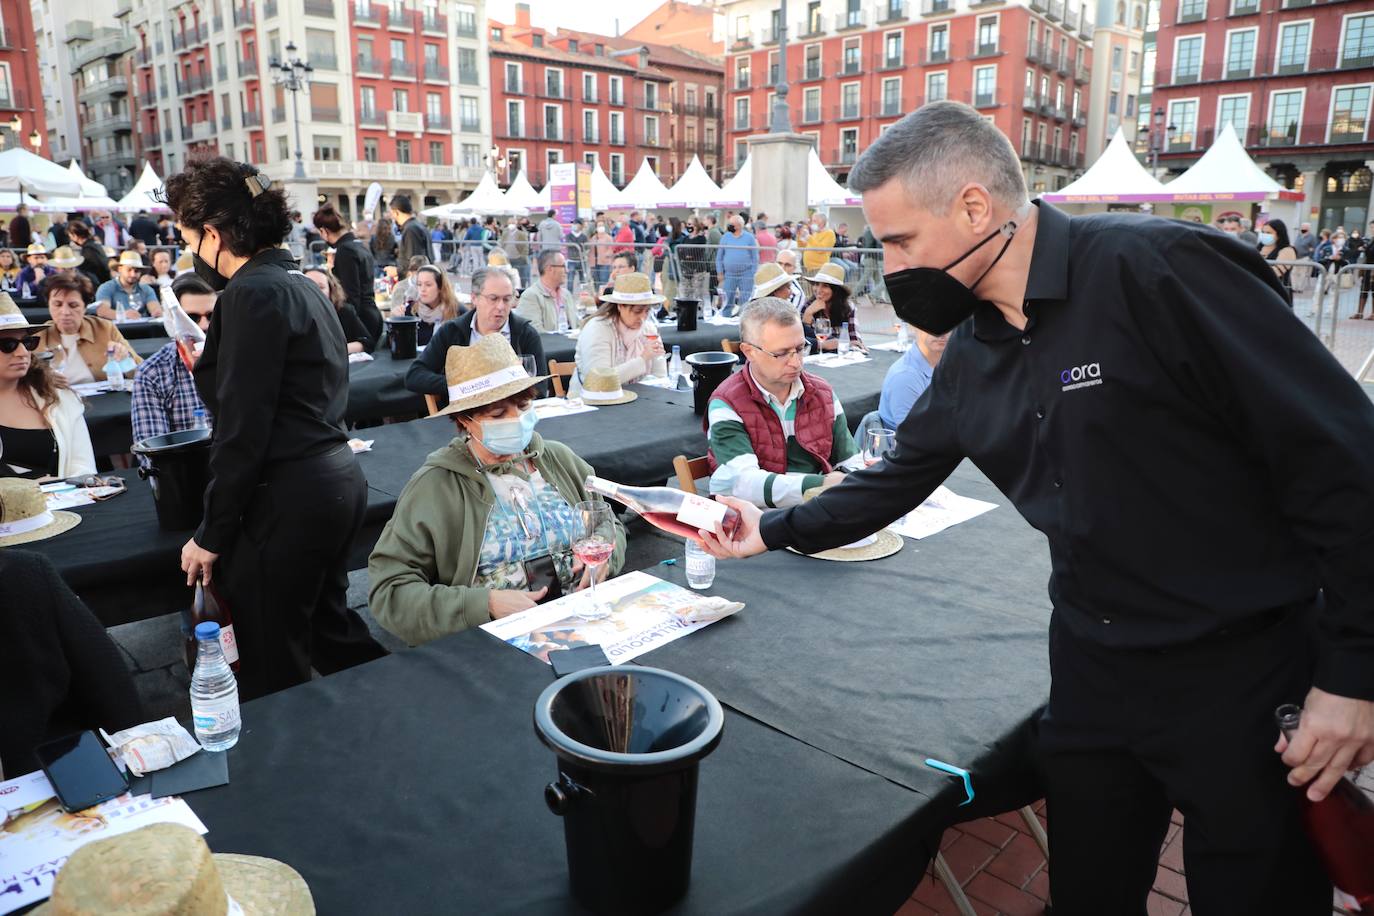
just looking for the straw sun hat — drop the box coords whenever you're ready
[601,272,665,306]
[25,242,48,257]
[117,250,146,269]
[0,478,81,548]
[578,366,637,405]
[435,335,549,417]
[175,249,195,272]
[804,262,848,288]
[785,485,903,562]
[0,291,46,332]
[50,245,83,269]
[33,823,314,916]
[750,262,794,300]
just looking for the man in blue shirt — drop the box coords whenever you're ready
[877,325,949,429]
[714,215,758,316]
[92,250,160,320]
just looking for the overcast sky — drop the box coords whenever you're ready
[486,0,695,38]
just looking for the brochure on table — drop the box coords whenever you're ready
[0,770,207,914]
[887,485,998,540]
[481,570,740,664]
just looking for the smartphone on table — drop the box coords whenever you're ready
[34,731,129,813]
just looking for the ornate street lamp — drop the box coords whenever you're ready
[269,41,313,180]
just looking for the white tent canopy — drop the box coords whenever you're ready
[503,170,544,212]
[68,161,109,198]
[618,159,671,210]
[1041,128,1168,203]
[1161,122,1286,200]
[534,180,550,210]
[588,161,628,210]
[422,171,525,219]
[0,148,84,198]
[808,149,860,207]
[711,158,750,209]
[659,156,722,209]
[41,160,122,212]
[115,162,170,213]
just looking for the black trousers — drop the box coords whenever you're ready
[220,445,388,700]
[1039,603,1331,916]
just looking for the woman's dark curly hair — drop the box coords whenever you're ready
[162,157,291,257]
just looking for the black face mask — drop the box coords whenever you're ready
[194,235,229,292]
[883,218,1022,335]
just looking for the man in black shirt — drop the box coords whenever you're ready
[389,195,430,280]
[699,102,1374,915]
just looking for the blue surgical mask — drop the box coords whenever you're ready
[479,408,538,455]
[1258,232,1276,246]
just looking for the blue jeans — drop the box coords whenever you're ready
[721,270,752,314]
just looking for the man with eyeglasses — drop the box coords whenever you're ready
[405,266,547,405]
[705,297,862,509]
[516,249,580,332]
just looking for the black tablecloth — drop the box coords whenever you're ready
[538,324,741,367]
[186,627,939,915]
[19,467,396,627]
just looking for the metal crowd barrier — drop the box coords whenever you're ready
[1325,262,1374,382]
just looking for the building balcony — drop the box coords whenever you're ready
[1023,91,1041,111]
[801,105,823,125]
[89,151,137,172]
[158,83,168,99]
[829,146,858,166]
[1026,38,1043,63]
[837,9,868,29]
[313,52,339,70]
[311,106,341,122]
[733,75,751,91]
[141,130,160,148]
[833,102,863,122]
[420,11,445,33]
[190,22,209,46]
[298,160,486,185]
[154,40,164,55]
[427,113,450,130]
[795,60,825,82]
[354,2,382,23]
[217,64,228,81]
[221,113,233,129]
[212,14,223,30]
[359,107,386,126]
[171,32,186,51]
[455,17,478,38]
[272,106,286,123]
[1178,4,1206,22]
[499,122,527,139]
[834,59,865,77]
[540,124,567,142]
[920,0,952,14]
[798,14,828,37]
[1228,0,1260,14]
[874,97,904,118]
[636,94,665,112]
[877,1,908,23]
[177,74,212,96]
[1073,112,1087,127]
[180,124,194,140]
[1044,48,1060,70]
[390,60,416,79]
[237,56,259,78]
[243,109,262,127]
[356,54,382,75]
[608,132,626,146]
[423,64,449,83]
[730,36,753,51]
[458,68,480,86]
[192,119,213,140]
[968,41,1001,59]
[85,112,134,137]
[304,0,333,16]
[921,46,948,65]
[72,34,136,70]
[232,3,254,27]
[163,127,173,142]
[388,110,424,134]
[137,47,151,65]
[538,84,567,100]
[878,53,905,71]
[973,91,1002,109]
[264,0,278,15]
[79,76,130,103]
[581,130,599,143]
[1047,0,1064,20]
[140,92,158,110]
[1075,66,1090,84]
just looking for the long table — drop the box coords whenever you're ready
[182,459,1050,914]
[93,325,746,454]
[35,352,897,626]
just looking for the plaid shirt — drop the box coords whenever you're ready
[130,342,210,465]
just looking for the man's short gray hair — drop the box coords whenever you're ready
[536,249,565,274]
[741,297,801,343]
[471,266,511,296]
[848,101,1028,215]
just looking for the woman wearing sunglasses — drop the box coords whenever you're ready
[0,297,96,479]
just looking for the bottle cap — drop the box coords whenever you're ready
[194,621,221,640]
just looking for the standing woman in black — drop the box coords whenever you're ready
[167,158,387,700]
[311,204,382,345]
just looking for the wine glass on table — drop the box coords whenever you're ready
[862,428,897,468]
[572,500,616,621]
[642,323,663,376]
[813,316,832,353]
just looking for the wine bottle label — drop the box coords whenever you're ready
[218,625,240,666]
[676,493,728,530]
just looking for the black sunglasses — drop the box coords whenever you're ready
[0,336,39,354]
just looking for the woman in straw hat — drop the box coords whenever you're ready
[569,272,667,398]
[368,335,626,646]
[166,157,387,699]
[0,295,96,479]
[801,261,866,353]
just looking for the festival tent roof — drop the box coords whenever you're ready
[588,160,629,210]
[618,158,672,210]
[421,172,525,218]
[807,148,861,207]
[711,158,750,209]
[659,155,722,209]
[41,160,122,211]
[114,162,170,213]
[68,161,109,198]
[1160,122,1301,201]
[534,180,550,210]
[503,170,545,212]
[1041,127,1169,203]
[0,148,84,198]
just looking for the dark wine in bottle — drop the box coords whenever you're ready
[183,579,240,673]
[1276,704,1374,910]
[585,476,741,544]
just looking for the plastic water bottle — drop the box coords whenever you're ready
[102,345,125,391]
[20,281,30,298]
[190,621,241,751]
[838,322,851,356]
[191,408,209,431]
[669,345,683,382]
[685,539,716,590]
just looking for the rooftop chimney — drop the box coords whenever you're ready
[515,2,531,29]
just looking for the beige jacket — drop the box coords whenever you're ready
[36,316,141,382]
[515,282,582,332]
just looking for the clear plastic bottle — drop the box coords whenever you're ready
[102,345,125,392]
[190,621,241,751]
[669,345,683,382]
[838,322,851,356]
[191,408,209,431]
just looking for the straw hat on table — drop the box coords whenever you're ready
[803,262,848,288]
[50,245,83,269]
[600,272,664,306]
[434,334,549,417]
[750,262,794,300]
[0,478,81,547]
[578,366,637,405]
[33,822,314,915]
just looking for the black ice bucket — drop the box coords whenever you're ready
[132,428,213,531]
[534,666,724,916]
[685,351,737,416]
[386,316,420,359]
[674,298,699,333]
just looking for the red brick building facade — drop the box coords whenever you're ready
[0,0,49,155]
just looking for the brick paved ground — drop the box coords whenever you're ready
[895,766,1374,916]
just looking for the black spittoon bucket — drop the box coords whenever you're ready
[674,298,699,333]
[386,316,420,359]
[132,428,213,531]
[534,666,724,916]
[685,351,737,416]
